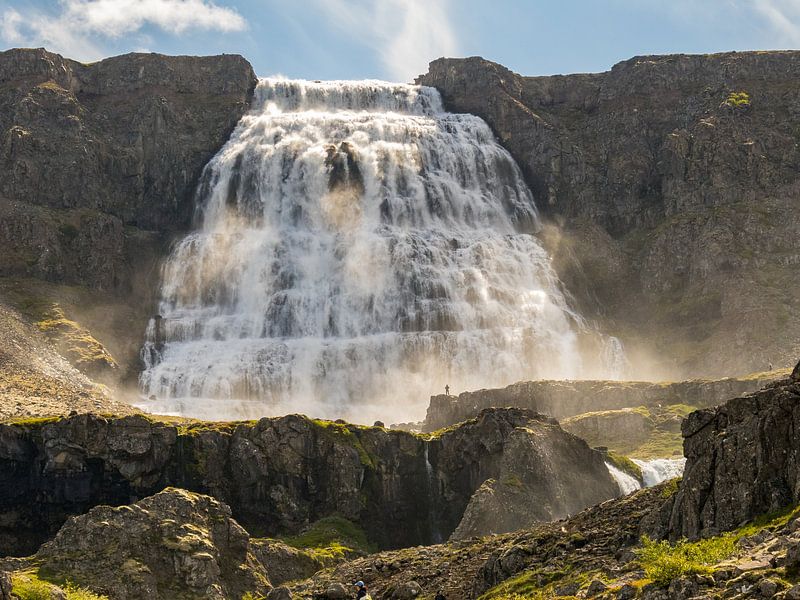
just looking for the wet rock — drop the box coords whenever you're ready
[555,582,581,596]
[786,584,800,600]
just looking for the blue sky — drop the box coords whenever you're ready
[2,0,800,82]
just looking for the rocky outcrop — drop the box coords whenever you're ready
[0,408,618,556]
[422,374,777,431]
[450,419,619,539]
[34,488,270,600]
[664,365,800,539]
[418,53,800,376]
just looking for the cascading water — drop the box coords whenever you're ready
[138,78,591,424]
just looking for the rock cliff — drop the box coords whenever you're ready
[663,361,800,540]
[0,408,617,557]
[0,48,256,381]
[418,53,800,376]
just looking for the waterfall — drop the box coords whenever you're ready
[605,462,641,496]
[138,78,589,424]
[633,458,686,487]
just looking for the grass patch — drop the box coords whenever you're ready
[3,415,63,427]
[637,503,800,585]
[636,535,736,585]
[629,431,683,460]
[282,516,374,560]
[11,571,107,600]
[478,566,584,600]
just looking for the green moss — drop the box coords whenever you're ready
[4,415,63,427]
[502,474,524,488]
[311,419,377,468]
[606,452,643,482]
[11,570,107,600]
[478,566,585,600]
[660,477,681,499]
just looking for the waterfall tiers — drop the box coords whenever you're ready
[138,78,611,423]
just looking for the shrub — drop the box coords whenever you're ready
[722,91,751,109]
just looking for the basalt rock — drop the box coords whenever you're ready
[0,47,255,288]
[664,371,800,539]
[0,408,618,556]
[418,53,800,376]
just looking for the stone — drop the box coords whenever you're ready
[792,359,800,382]
[31,488,269,600]
[587,580,608,596]
[786,584,800,600]
[324,583,349,599]
[554,582,581,596]
[267,586,293,600]
[758,579,779,597]
[0,572,10,600]
[393,581,422,599]
[786,543,800,573]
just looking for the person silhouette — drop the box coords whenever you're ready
[445,384,450,396]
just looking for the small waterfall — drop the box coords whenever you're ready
[138,78,595,424]
[605,462,641,496]
[633,458,686,487]
[423,445,442,543]
[606,458,686,496]
[602,336,630,380]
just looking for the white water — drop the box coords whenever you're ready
[606,458,686,496]
[138,78,596,424]
[633,458,686,487]
[605,462,641,496]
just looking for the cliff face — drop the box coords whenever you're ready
[663,363,800,540]
[418,53,800,376]
[0,48,256,380]
[0,48,255,290]
[0,408,617,557]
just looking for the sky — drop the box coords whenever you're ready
[1,0,800,82]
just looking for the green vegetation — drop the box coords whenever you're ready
[629,431,683,460]
[637,502,800,585]
[660,477,681,499]
[478,566,584,600]
[241,593,266,600]
[723,90,751,109]
[636,535,736,584]
[36,304,117,372]
[11,571,107,600]
[4,415,63,427]
[606,452,643,481]
[311,419,376,467]
[282,515,374,561]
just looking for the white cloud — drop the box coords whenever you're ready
[750,0,800,44]
[310,0,458,82]
[0,0,246,61]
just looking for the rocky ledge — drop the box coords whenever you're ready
[0,407,619,557]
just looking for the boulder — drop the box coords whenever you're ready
[324,583,349,599]
[33,487,270,600]
[393,581,422,599]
